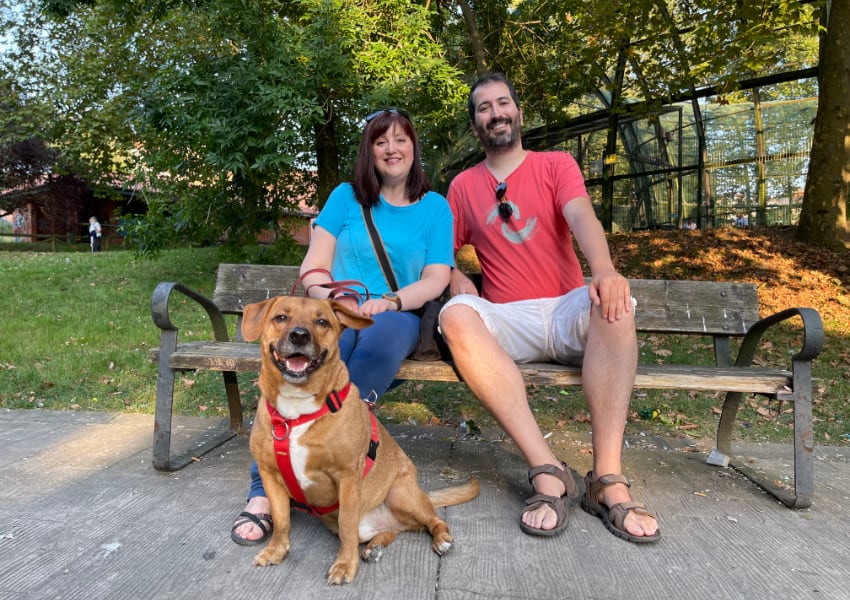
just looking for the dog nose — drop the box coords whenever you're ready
[288,327,311,346]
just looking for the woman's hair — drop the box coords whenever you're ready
[351,110,430,207]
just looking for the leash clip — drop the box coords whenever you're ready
[362,390,378,411]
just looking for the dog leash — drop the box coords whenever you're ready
[290,268,369,304]
[266,383,380,516]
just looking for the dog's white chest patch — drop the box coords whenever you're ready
[274,387,319,419]
[273,387,320,490]
[287,423,315,490]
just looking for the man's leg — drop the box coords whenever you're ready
[582,307,658,538]
[440,304,567,532]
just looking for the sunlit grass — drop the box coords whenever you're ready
[1,243,847,448]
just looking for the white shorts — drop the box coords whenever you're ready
[441,287,597,365]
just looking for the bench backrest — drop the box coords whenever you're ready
[626,279,758,335]
[212,263,760,337]
[213,263,304,312]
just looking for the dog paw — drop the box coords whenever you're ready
[252,544,289,567]
[326,560,358,585]
[432,534,454,556]
[361,544,385,563]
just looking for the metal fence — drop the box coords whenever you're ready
[558,96,816,232]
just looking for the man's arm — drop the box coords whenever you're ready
[562,197,632,322]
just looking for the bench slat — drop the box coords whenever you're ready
[398,360,790,394]
[212,264,305,313]
[154,343,791,395]
[627,279,759,335]
[209,264,760,335]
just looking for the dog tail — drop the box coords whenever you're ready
[427,477,480,507]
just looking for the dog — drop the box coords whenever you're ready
[242,295,479,585]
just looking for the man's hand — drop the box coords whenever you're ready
[450,269,479,297]
[588,270,632,322]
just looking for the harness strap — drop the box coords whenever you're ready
[268,384,380,517]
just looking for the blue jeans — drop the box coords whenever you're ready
[246,310,420,501]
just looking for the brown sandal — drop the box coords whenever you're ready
[519,461,582,537]
[581,472,660,543]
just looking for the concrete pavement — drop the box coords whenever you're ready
[1,408,849,600]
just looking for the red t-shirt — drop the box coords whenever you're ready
[448,151,588,303]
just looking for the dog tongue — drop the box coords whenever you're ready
[285,355,311,372]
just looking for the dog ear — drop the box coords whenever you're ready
[331,300,374,330]
[241,299,274,342]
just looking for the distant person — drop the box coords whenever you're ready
[89,217,102,252]
[13,210,24,243]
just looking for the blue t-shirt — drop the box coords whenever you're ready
[314,183,454,298]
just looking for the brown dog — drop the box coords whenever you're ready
[242,296,479,585]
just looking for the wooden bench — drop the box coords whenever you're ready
[151,263,824,508]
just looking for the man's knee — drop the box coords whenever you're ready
[439,304,480,344]
[588,309,636,345]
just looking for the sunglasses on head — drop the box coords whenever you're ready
[495,182,513,220]
[365,107,410,123]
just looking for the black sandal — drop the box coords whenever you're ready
[519,461,582,537]
[230,511,273,546]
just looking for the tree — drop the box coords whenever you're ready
[29,0,466,255]
[7,0,833,250]
[797,0,850,247]
[0,8,52,216]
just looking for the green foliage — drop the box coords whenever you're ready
[438,0,823,124]
[2,0,829,247]
[18,0,467,256]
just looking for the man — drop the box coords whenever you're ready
[439,73,659,542]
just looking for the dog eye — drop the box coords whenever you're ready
[315,318,330,328]
[272,314,289,323]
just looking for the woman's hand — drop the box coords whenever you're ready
[358,298,398,317]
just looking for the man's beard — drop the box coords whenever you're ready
[477,115,520,153]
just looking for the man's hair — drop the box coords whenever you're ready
[467,73,521,123]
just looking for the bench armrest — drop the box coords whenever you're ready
[735,307,824,368]
[151,281,230,343]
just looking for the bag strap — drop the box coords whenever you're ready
[361,204,399,292]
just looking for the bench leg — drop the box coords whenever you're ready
[713,365,814,509]
[715,391,742,457]
[223,370,245,434]
[152,332,238,472]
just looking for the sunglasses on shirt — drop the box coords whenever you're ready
[495,182,513,221]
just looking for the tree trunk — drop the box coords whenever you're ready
[313,101,341,209]
[797,0,850,247]
[456,0,488,77]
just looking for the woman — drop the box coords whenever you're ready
[231,108,454,545]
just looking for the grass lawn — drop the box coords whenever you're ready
[1,227,848,448]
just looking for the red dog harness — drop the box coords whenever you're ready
[265,382,379,516]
